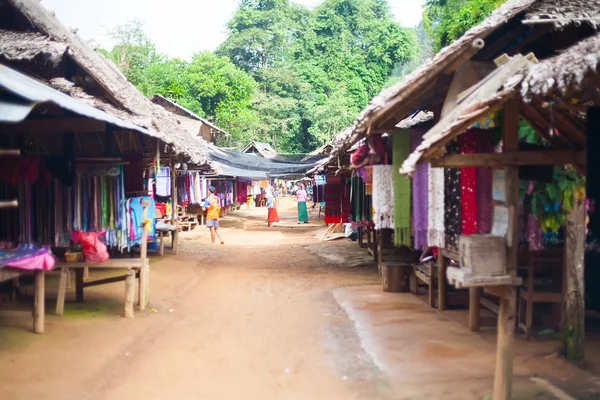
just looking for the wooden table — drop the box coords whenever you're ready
[0,267,45,333]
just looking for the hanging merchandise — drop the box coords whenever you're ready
[393,131,411,246]
[444,139,462,249]
[349,174,364,222]
[156,167,171,197]
[313,175,326,203]
[126,196,156,246]
[459,130,479,235]
[237,180,248,204]
[476,132,494,234]
[324,175,350,224]
[410,128,429,250]
[372,165,394,230]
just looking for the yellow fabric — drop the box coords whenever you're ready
[206,194,221,220]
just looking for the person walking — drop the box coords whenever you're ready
[266,187,280,227]
[203,186,224,244]
[296,183,309,224]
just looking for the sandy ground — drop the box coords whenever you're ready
[0,197,599,399]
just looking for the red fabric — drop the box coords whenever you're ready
[350,144,369,166]
[459,130,479,235]
[268,207,280,225]
[155,203,167,217]
[324,175,350,224]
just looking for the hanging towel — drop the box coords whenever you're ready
[372,165,394,230]
[459,130,479,235]
[156,167,171,197]
[410,128,429,250]
[393,130,411,246]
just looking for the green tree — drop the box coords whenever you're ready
[423,0,507,50]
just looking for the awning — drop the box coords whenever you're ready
[0,64,156,137]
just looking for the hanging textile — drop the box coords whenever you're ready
[372,165,394,230]
[324,176,350,224]
[459,130,479,235]
[156,167,171,197]
[445,139,462,249]
[393,131,411,246]
[476,132,494,234]
[123,154,144,193]
[349,175,364,222]
[587,107,600,248]
[410,128,429,250]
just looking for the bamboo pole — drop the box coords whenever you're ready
[33,271,45,334]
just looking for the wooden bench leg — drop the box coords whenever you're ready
[438,257,447,311]
[138,261,150,311]
[525,295,533,340]
[75,268,84,303]
[83,266,89,281]
[11,277,19,303]
[428,279,435,308]
[159,232,165,256]
[33,271,45,334]
[124,270,135,318]
[469,287,481,332]
[56,268,68,316]
[66,268,71,289]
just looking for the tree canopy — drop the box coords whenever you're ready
[101,0,417,153]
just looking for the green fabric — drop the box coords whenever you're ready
[297,201,308,222]
[393,129,411,247]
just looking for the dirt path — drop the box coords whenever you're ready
[0,199,391,400]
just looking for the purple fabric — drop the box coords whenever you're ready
[476,133,494,234]
[0,244,56,270]
[411,128,429,250]
[527,214,544,251]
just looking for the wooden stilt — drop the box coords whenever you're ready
[563,195,585,360]
[33,271,45,334]
[438,256,447,311]
[469,287,481,331]
[56,268,68,316]
[124,270,135,318]
[493,97,520,400]
[139,201,150,310]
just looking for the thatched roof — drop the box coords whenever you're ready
[151,95,229,137]
[331,0,538,155]
[0,29,66,65]
[5,0,209,164]
[395,111,434,130]
[521,33,600,102]
[525,0,600,29]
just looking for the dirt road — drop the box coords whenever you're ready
[0,199,390,400]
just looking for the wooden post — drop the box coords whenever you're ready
[75,268,84,302]
[139,200,150,310]
[382,263,409,292]
[33,271,45,334]
[159,232,165,256]
[493,97,520,400]
[55,268,68,316]
[124,270,135,318]
[171,159,179,255]
[438,255,448,311]
[83,267,89,281]
[563,195,585,360]
[469,287,481,331]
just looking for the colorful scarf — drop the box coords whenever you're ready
[393,130,411,246]
[459,130,479,235]
[410,128,429,250]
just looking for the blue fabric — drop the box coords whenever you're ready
[129,196,156,245]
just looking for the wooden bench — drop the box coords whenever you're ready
[410,262,438,307]
[55,200,151,318]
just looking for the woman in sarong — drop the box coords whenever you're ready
[296,183,309,224]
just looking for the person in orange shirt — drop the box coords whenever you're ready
[204,186,224,245]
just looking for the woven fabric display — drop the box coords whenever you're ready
[444,139,462,249]
[428,166,445,248]
[393,130,411,246]
[410,128,428,250]
[372,165,394,230]
[459,130,479,235]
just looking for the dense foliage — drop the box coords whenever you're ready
[422,0,507,50]
[101,0,416,152]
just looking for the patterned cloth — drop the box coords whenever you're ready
[373,165,394,230]
[459,130,479,235]
[444,139,462,249]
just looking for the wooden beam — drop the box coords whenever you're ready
[0,149,20,156]
[493,97,520,400]
[430,150,585,168]
[0,118,106,134]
